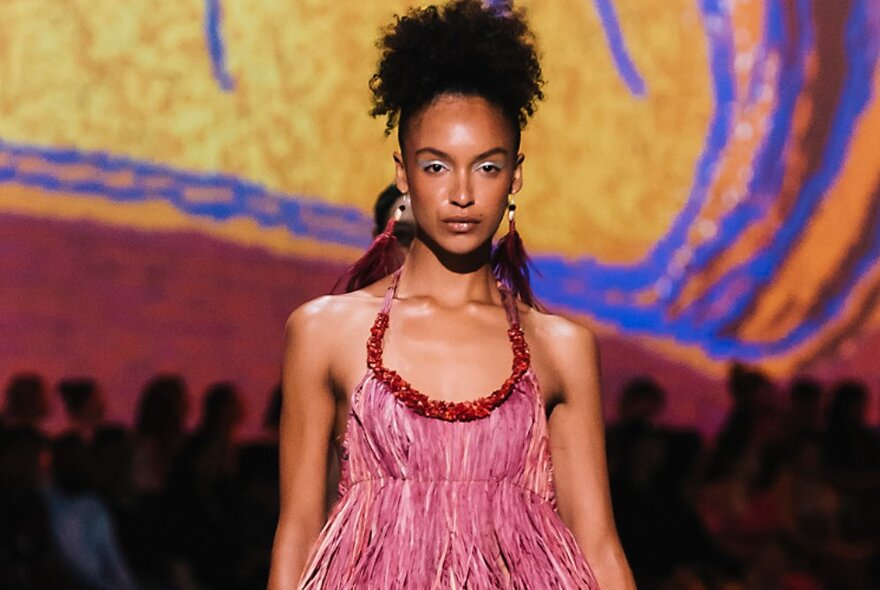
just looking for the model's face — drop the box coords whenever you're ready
[395,94,523,256]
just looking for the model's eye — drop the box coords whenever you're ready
[422,162,447,174]
[478,162,502,174]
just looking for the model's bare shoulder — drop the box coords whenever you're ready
[284,291,383,348]
[521,307,599,402]
[279,290,387,410]
[285,293,355,332]
[523,307,598,359]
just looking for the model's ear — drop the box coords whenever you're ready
[510,153,525,195]
[394,152,409,195]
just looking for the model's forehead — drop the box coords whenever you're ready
[403,94,515,153]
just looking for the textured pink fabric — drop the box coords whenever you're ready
[299,274,599,589]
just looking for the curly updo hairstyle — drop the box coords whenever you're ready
[369,0,545,147]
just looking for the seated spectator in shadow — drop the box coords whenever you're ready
[128,374,190,588]
[58,378,106,444]
[823,379,880,568]
[131,374,189,496]
[774,433,873,588]
[704,363,779,483]
[90,427,143,582]
[786,377,824,440]
[168,381,244,590]
[181,381,243,487]
[0,371,57,588]
[238,383,283,588]
[743,535,823,590]
[2,373,49,434]
[93,427,134,513]
[824,379,879,475]
[607,376,666,479]
[44,434,137,590]
[93,426,182,590]
[697,365,819,583]
[0,427,85,590]
[608,377,723,586]
[778,435,839,550]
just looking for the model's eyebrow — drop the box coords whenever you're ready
[414,147,510,163]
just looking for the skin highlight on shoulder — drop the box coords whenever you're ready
[288,279,393,325]
[524,305,597,346]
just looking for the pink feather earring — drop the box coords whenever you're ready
[491,196,542,309]
[336,200,407,293]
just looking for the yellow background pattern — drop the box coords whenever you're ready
[0,0,712,262]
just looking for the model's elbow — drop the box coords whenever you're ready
[575,525,635,590]
[267,514,324,590]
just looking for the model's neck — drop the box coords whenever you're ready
[399,239,497,306]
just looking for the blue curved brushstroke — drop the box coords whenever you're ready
[532,0,735,297]
[0,140,372,249]
[591,0,647,97]
[535,0,880,359]
[666,0,878,355]
[596,15,877,359]
[205,0,235,92]
[667,0,806,319]
[691,0,880,357]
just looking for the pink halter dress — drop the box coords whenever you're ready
[299,271,599,589]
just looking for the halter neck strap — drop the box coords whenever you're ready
[379,268,402,315]
[497,281,522,326]
[379,268,522,327]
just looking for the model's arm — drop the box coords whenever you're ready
[546,320,636,590]
[267,302,337,590]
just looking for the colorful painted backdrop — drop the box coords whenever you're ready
[2,0,879,432]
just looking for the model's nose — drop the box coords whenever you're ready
[450,173,475,208]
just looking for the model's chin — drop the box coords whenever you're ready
[417,227,493,257]
[438,234,494,256]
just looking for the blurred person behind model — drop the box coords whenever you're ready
[373,183,416,251]
[57,377,106,444]
[1,372,50,435]
[167,381,244,590]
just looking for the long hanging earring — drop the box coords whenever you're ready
[491,195,542,309]
[335,199,407,293]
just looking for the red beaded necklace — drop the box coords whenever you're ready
[365,276,531,422]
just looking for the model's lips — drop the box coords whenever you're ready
[442,216,480,233]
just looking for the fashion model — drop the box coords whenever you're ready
[268,1,635,587]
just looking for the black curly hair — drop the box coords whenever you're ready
[369,0,545,148]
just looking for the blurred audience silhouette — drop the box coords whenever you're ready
[2,373,50,433]
[58,378,106,443]
[606,365,880,589]
[1,364,878,589]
